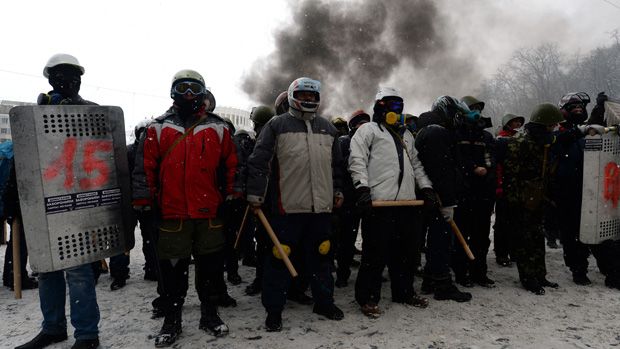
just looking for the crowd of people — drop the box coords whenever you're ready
[2,53,620,349]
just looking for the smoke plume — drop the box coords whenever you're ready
[242,0,481,116]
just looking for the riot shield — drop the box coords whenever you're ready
[580,131,620,244]
[9,105,134,272]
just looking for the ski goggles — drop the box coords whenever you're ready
[173,81,205,95]
[386,100,404,114]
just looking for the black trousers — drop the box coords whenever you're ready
[355,207,419,306]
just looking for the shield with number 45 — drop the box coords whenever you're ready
[9,105,134,272]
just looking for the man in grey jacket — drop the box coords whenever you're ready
[246,77,345,332]
[349,87,438,318]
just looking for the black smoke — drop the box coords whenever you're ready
[242,0,481,116]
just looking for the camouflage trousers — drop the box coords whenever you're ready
[505,204,547,282]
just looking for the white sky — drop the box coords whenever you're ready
[1,0,619,129]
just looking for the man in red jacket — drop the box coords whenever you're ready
[132,70,240,347]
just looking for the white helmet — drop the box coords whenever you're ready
[43,53,85,78]
[287,77,321,113]
[375,87,402,101]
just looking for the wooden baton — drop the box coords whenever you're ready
[254,208,298,277]
[448,219,475,261]
[372,200,425,207]
[233,205,250,250]
[12,218,22,299]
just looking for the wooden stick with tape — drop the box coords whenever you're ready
[12,218,22,299]
[233,205,250,250]
[448,219,475,261]
[372,200,425,207]
[254,208,298,277]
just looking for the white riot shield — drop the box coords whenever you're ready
[9,105,134,272]
[580,132,620,244]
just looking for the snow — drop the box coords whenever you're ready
[1,229,620,349]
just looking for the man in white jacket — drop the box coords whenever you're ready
[349,87,439,318]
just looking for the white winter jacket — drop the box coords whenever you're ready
[348,122,432,200]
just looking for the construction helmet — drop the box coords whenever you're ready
[349,110,370,130]
[529,103,563,126]
[43,53,85,78]
[501,113,525,128]
[274,91,289,115]
[461,96,485,111]
[250,105,275,125]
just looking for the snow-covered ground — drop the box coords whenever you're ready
[1,229,619,349]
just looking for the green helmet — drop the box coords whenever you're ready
[250,105,275,125]
[461,96,485,111]
[501,113,525,127]
[529,103,563,126]
[171,69,205,87]
[331,116,347,126]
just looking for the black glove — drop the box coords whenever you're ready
[419,187,441,212]
[355,186,372,215]
[597,92,608,107]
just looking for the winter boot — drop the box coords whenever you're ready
[227,273,242,286]
[394,294,429,308]
[434,282,472,302]
[523,279,545,295]
[539,277,559,289]
[245,279,262,296]
[472,275,496,288]
[572,272,592,286]
[360,302,381,318]
[455,274,474,288]
[287,291,313,305]
[15,331,68,349]
[199,304,229,337]
[265,311,283,332]
[421,277,436,295]
[313,303,344,320]
[70,338,100,349]
[110,277,126,291]
[154,310,182,347]
[496,256,512,267]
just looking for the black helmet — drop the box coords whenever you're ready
[558,92,590,110]
[431,96,473,127]
[558,92,590,124]
[349,110,371,130]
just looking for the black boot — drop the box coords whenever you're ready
[245,279,262,296]
[523,279,545,295]
[472,275,496,288]
[110,277,126,291]
[199,304,229,337]
[313,303,344,320]
[434,282,472,302]
[539,277,559,289]
[265,311,282,332]
[287,291,313,305]
[572,272,592,286]
[421,277,436,295]
[15,331,68,349]
[227,273,242,286]
[71,338,100,349]
[154,310,182,347]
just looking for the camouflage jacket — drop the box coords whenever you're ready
[502,131,555,211]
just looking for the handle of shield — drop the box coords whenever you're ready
[448,219,475,261]
[233,205,250,250]
[254,208,298,277]
[372,200,425,207]
[12,218,22,299]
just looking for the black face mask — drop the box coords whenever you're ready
[48,66,82,99]
[173,94,205,116]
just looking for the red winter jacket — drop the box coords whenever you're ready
[132,106,239,219]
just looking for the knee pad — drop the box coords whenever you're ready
[318,240,331,255]
[272,244,291,260]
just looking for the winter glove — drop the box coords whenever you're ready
[355,186,373,215]
[439,206,454,222]
[578,124,606,135]
[597,92,608,107]
[419,187,441,212]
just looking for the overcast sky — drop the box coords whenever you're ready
[1,0,619,129]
